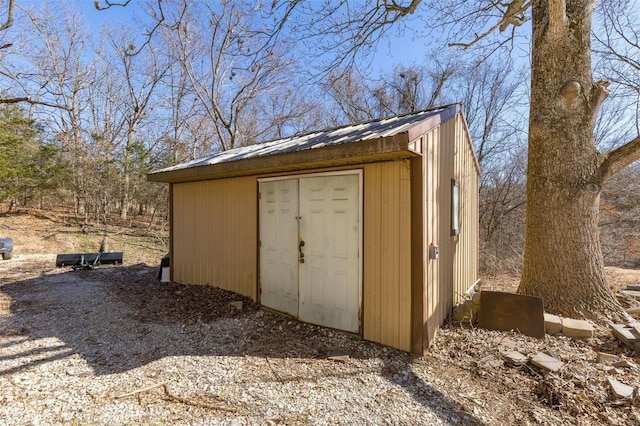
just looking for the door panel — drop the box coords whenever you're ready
[298,175,360,332]
[259,179,299,316]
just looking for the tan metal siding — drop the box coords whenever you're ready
[452,114,480,302]
[424,129,442,342]
[362,160,412,352]
[172,177,258,299]
[418,111,480,352]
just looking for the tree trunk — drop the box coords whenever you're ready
[120,127,134,220]
[518,0,622,318]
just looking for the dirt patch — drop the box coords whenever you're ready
[0,211,167,266]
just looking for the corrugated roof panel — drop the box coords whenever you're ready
[152,106,452,175]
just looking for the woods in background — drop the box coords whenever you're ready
[0,0,638,274]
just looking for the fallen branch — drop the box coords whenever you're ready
[114,382,165,399]
[162,384,238,413]
[113,382,238,413]
[265,357,284,383]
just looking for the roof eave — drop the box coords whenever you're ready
[148,134,416,183]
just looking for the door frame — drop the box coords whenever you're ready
[257,169,364,332]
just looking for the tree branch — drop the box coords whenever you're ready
[94,1,131,10]
[0,97,73,111]
[449,0,530,49]
[598,135,640,182]
[0,0,15,31]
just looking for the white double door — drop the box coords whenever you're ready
[259,173,361,333]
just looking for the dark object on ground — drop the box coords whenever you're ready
[478,290,545,339]
[56,252,123,270]
[158,253,170,280]
[0,237,13,260]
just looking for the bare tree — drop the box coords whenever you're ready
[1,3,101,219]
[160,0,295,151]
[100,25,170,219]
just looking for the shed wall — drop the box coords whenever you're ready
[362,160,413,352]
[421,112,479,349]
[170,162,413,352]
[172,176,258,299]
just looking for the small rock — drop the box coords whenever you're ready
[607,377,636,399]
[531,352,564,372]
[327,355,350,363]
[229,301,243,311]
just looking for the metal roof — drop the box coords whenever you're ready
[151,104,459,176]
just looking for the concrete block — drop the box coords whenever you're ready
[610,324,640,354]
[561,318,594,338]
[531,352,564,373]
[544,313,563,334]
[607,377,636,399]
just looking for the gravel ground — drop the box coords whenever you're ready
[1,254,640,425]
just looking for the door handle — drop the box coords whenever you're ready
[298,240,305,263]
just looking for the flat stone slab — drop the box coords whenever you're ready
[561,318,594,338]
[544,313,563,334]
[607,377,636,399]
[610,324,640,353]
[531,352,564,372]
[596,352,620,365]
[504,351,529,366]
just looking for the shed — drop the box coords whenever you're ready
[148,104,479,354]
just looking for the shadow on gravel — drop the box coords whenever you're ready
[0,264,482,425]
